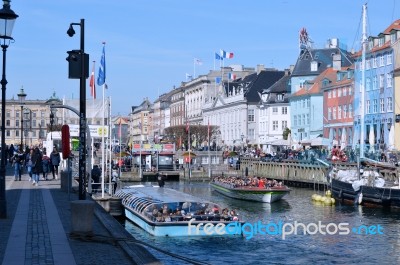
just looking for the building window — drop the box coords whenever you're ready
[373,57,377,68]
[16,130,19,137]
[366,78,371,91]
[272,121,278,131]
[338,106,342,119]
[338,88,342,97]
[387,53,392,65]
[366,100,370,114]
[16,120,19,127]
[348,86,352,95]
[391,34,397,44]
[373,99,378,113]
[380,55,385,66]
[366,59,371,69]
[282,107,287,115]
[328,91,332,98]
[333,107,336,120]
[272,107,278,114]
[282,120,288,130]
[302,100,306,108]
[332,89,336,98]
[378,38,384,47]
[6,120,10,126]
[328,108,332,120]
[343,105,347,118]
[306,114,310,124]
[6,111,10,118]
[248,109,254,122]
[349,104,352,118]
[373,76,377,90]
[311,61,318,71]
[6,130,10,137]
[294,115,297,126]
[302,114,305,125]
[387,97,393,111]
[380,98,385,113]
[387,73,393,87]
[379,74,384,88]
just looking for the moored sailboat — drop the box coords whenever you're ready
[329,4,400,207]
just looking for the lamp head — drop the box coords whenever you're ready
[67,25,75,37]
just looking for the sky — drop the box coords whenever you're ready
[4,0,400,116]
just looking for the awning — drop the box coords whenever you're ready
[265,138,291,146]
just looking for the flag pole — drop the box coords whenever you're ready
[101,82,105,197]
[139,122,142,180]
[208,119,211,178]
[193,58,196,78]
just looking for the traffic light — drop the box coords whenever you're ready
[66,50,89,79]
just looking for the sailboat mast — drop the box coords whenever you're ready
[360,3,368,158]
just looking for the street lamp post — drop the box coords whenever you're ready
[17,88,26,150]
[0,0,18,218]
[67,19,88,200]
[241,133,244,154]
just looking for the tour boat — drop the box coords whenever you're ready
[114,184,243,237]
[210,179,291,203]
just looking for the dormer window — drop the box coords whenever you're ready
[378,37,384,47]
[337,72,341,81]
[276,94,284,101]
[311,61,318,71]
[391,33,397,44]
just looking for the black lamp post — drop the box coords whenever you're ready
[17,87,26,149]
[0,0,18,218]
[67,19,87,200]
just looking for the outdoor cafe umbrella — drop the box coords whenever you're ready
[182,151,196,157]
[388,124,395,150]
[340,129,347,149]
[369,129,375,153]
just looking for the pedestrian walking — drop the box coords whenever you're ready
[25,148,34,181]
[50,146,61,180]
[42,153,51,180]
[31,147,43,186]
[12,149,23,181]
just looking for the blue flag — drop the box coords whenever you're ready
[215,52,223,60]
[97,45,106,86]
[215,77,222,84]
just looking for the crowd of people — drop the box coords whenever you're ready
[7,144,61,186]
[144,202,239,223]
[212,176,285,189]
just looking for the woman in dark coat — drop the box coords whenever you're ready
[31,147,43,186]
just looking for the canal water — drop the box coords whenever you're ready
[122,181,400,265]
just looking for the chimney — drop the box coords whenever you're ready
[256,64,265,74]
[332,53,341,70]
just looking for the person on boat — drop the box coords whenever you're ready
[212,205,219,214]
[258,177,265,188]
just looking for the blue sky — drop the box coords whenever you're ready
[5,0,400,116]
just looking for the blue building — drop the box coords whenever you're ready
[353,20,399,155]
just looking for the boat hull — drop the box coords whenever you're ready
[330,178,400,207]
[210,182,290,203]
[115,185,243,237]
[124,208,242,237]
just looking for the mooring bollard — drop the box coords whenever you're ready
[70,200,95,234]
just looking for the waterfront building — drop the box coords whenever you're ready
[203,65,284,148]
[322,67,355,149]
[353,19,400,153]
[258,69,292,153]
[290,35,353,143]
[128,98,152,144]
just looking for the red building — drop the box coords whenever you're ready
[322,66,355,149]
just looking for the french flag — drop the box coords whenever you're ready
[228,73,236,80]
[220,49,234,59]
